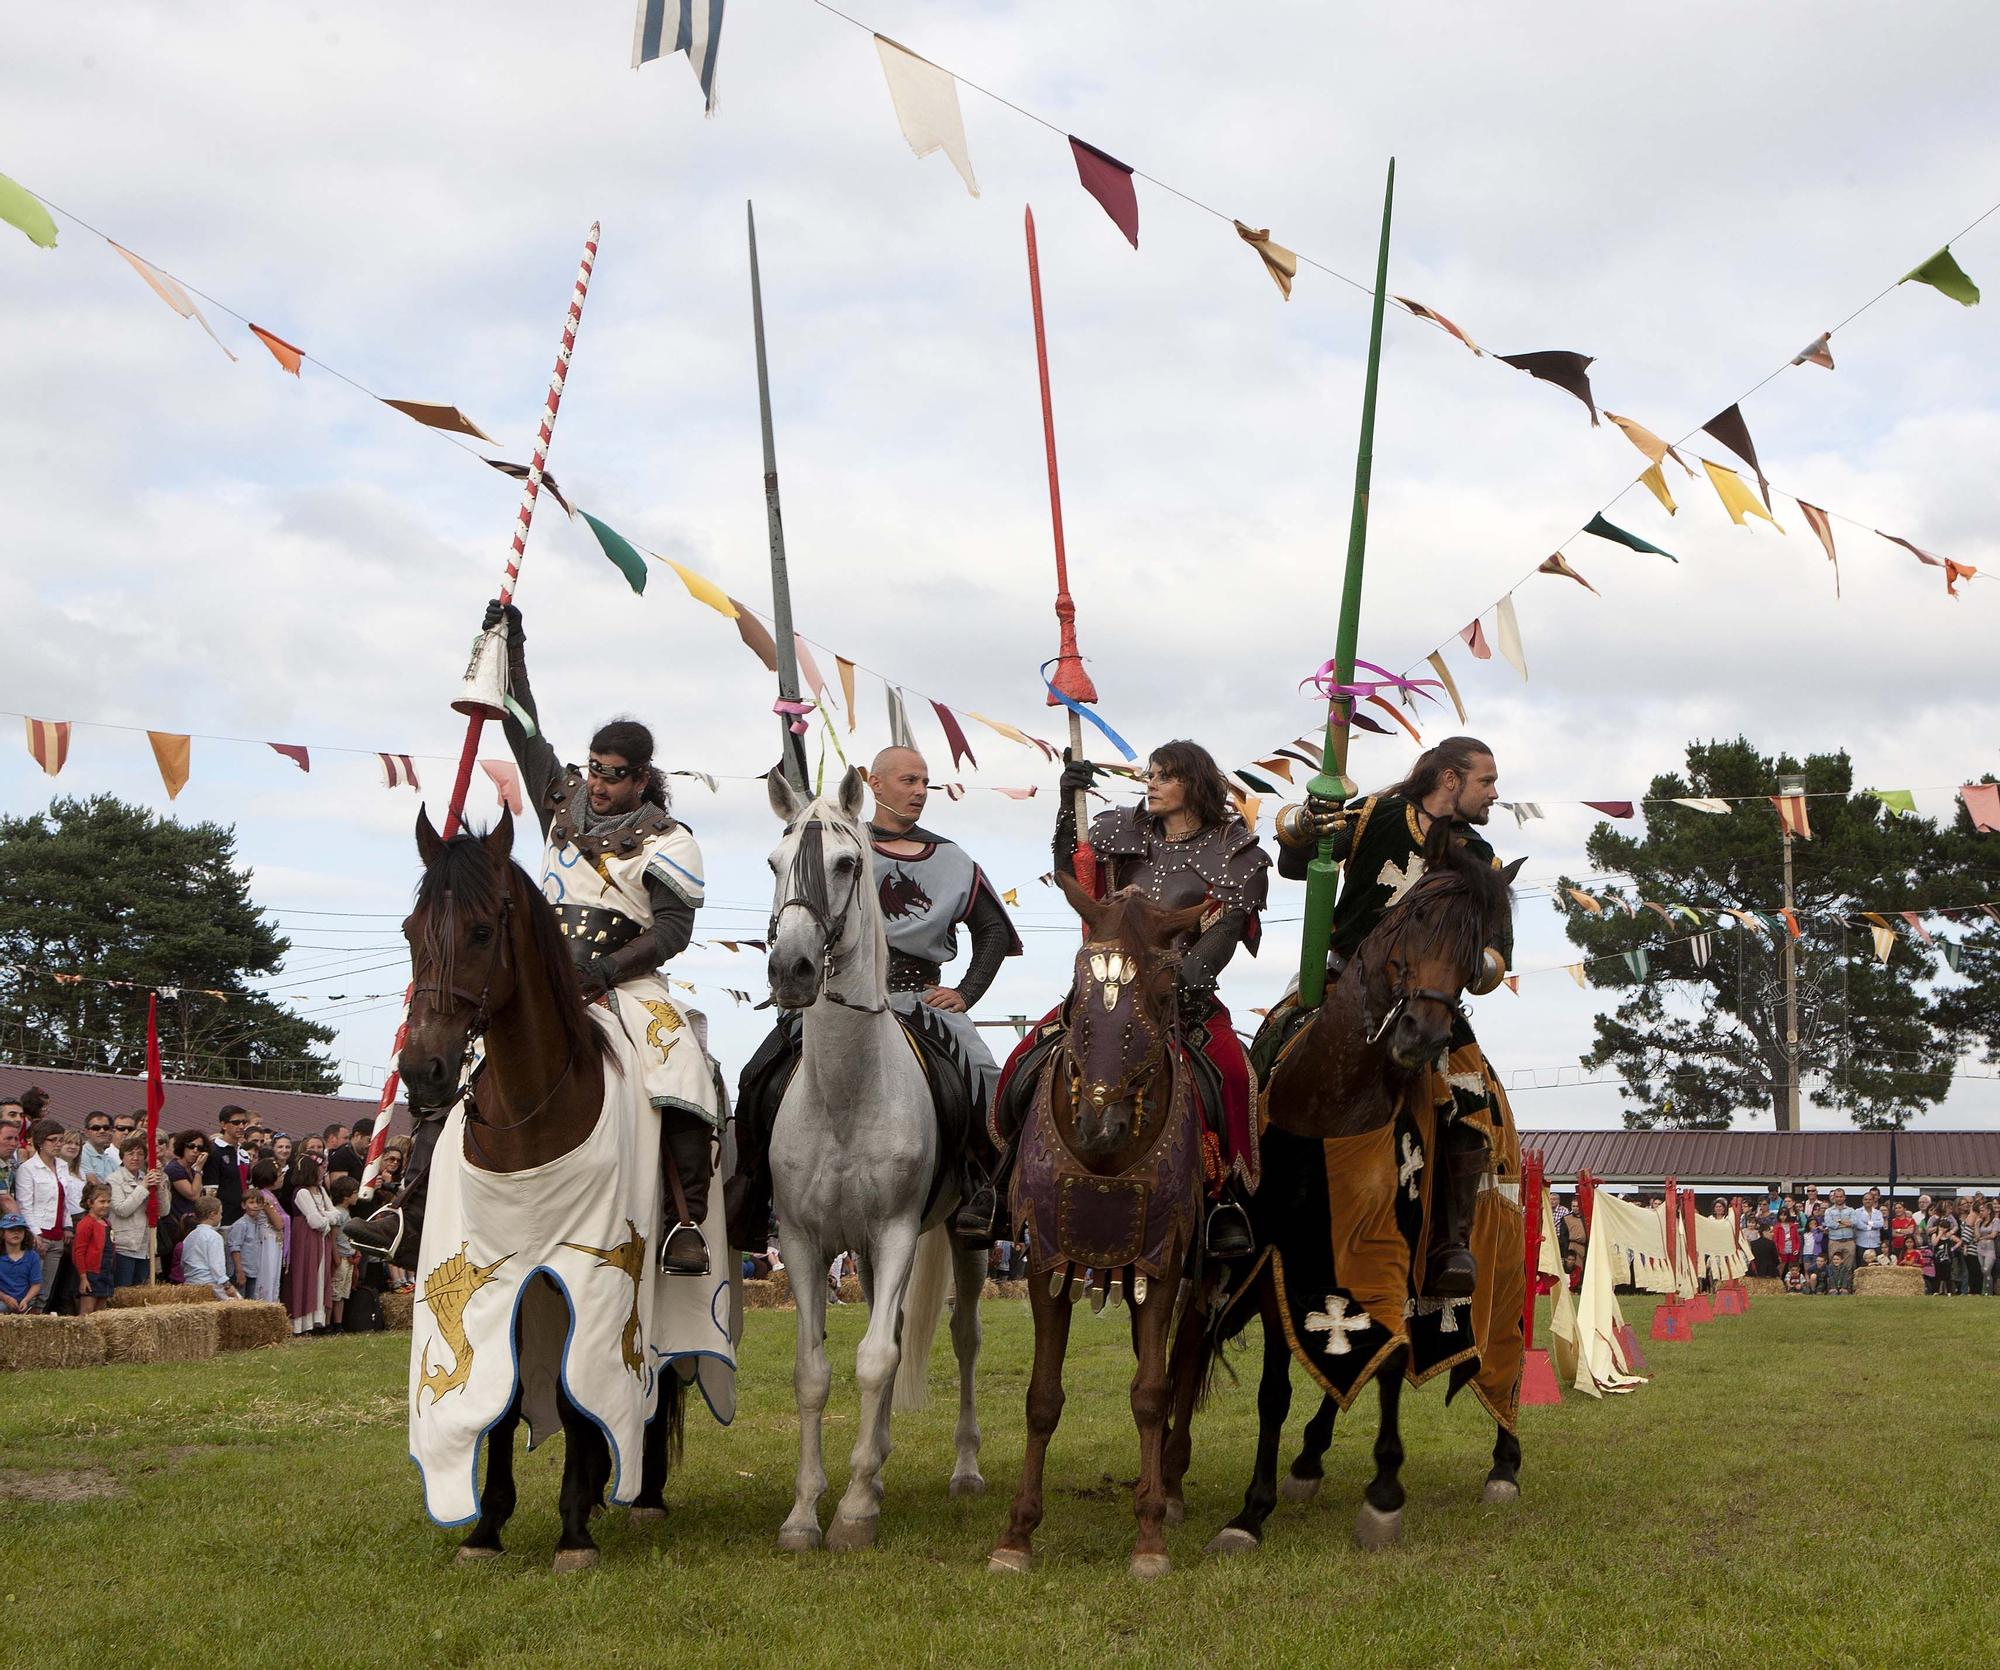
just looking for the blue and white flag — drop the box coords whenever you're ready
[633,0,724,115]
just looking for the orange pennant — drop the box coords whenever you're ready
[249,324,303,375]
[147,731,190,800]
[836,657,858,733]
[1771,794,1811,839]
[24,716,70,776]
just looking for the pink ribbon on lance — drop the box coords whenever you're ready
[1300,657,1445,719]
[773,698,816,736]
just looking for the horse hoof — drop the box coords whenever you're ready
[949,1472,987,1498]
[1279,1473,1322,1503]
[1205,1527,1260,1557]
[776,1524,823,1553]
[826,1515,879,1553]
[1353,1503,1403,1550]
[1163,1498,1185,1528]
[1128,1551,1172,1581]
[454,1544,502,1564]
[629,1505,668,1523]
[1481,1478,1521,1506]
[987,1546,1033,1575]
[550,1547,600,1575]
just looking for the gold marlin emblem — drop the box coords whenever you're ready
[639,998,683,1058]
[560,1220,649,1379]
[417,1243,512,1409]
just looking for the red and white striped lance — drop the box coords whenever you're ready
[362,222,600,1192]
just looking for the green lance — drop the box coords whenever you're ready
[1296,158,1395,1010]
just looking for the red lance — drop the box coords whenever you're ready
[1024,205,1100,898]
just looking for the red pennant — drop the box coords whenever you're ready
[1582,801,1635,819]
[1461,619,1492,659]
[268,743,311,772]
[928,701,978,772]
[1068,137,1138,248]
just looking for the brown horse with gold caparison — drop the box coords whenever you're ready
[988,874,1215,1580]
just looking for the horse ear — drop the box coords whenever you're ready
[837,765,868,822]
[1054,868,1108,932]
[767,767,805,823]
[484,807,515,864]
[415,807,445,868]
[1499,855,1527,886]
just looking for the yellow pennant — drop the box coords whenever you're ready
[665,559,738,619]
[1701,459,1784,532]
[1638,463,1677,515]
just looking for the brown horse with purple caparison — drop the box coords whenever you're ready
[988,873,1214,1580]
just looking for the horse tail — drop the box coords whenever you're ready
[892,1224,953,1412]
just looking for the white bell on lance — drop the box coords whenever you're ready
[452,622,511,721]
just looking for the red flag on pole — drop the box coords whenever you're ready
[144,993,165,1226]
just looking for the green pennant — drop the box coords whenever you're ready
[1902,246,1980,307]
[1941,939,1962,973]
[0,171,57,249]
[1235,767,1279,795]
[576,511,649,595]
[1623,947,1649,980]
[1869,788,1917,817]
[1584,513,1679,563]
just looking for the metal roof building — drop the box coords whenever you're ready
[0,1062,404,1140]
[1522,1128,2000,1190]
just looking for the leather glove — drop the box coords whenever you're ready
[482,598,523,639]
[578,955,614,1001]
[1059,749,1097,796]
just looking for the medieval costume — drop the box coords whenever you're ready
[499,623,722,1276]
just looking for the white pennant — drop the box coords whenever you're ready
[874,36,980,197]
[1494,593,1528,680]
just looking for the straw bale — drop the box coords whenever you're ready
[767,1267,794,1306]
[216,1302,290,1352]
[741,1279,785,1311]
[150,1305,220,1362]
[1854,1263,1923,1298]
[108,1283,213,1310]
[0,1316,109,1373]
[1741,1276,1785,1297]
[87,1310,165,1364]
[381,1289,415,1331]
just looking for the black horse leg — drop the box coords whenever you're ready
[1354,1346,1407,1549]
[1208,1277,1291,1554]
[1283,1394,1339,1501]
[632,1379,683,1521]
[1483,1419,1523,1504]
[457,1391,521,1559]
[554,1390,608,1569]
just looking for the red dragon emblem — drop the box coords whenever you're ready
[879,867,933,921]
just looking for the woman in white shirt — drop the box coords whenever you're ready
[108,1135,166,1288]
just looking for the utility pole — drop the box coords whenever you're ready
[1777,771,1805,1131]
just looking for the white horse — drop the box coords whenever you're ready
[764,766,986,1552]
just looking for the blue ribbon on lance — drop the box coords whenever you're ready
[1039,659,1137,762]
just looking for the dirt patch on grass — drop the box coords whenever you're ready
[0,1466,125,1503]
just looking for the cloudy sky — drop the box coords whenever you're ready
[4,2,1997,1128]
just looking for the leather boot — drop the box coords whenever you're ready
[346,1212,401,1256]
[1426,1124,1488,1298]
[659,1110,714,1277]
[953,1139,1016,1244]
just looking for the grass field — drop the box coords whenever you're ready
[3,1293,1996,1668]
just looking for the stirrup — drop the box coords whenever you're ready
[1205,1200,1255,1260]
[953,1184,999,1246]
[659,1221,710,1277]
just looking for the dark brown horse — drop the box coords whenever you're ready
[1194,834,1526,1556]
[398,809,684,1571]
[989,875,1209,1579]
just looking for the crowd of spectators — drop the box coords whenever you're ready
[0,1087,414,1333]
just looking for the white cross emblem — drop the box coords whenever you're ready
[1303,1293,1372,1356]
[1398,1133,1424,1200]
[1377,854,1426,906]
[1410,1294,1473,1334]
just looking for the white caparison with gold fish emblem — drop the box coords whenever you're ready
[406,1007,736,1527]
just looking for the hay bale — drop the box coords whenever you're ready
[1741,1276,1785,1297]
[380,1289,414,1331]
[1854,1263,1923,1298]
[767,1266,794,1307]
[108,1283,213,1310]
[87,1311,164,1364]
[837,1274,865,1305]
[0,1316,109,1373]
[216,1302,290,1352]
[741,1278,787,1311]
[150,1305,219,1362]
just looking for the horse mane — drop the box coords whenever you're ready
[414,832,614,1070]
[1366,830,1509,978]
[798,788,888,996]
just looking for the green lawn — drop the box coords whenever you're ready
[3,1293,1996,1668]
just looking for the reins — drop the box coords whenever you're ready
[770,814,890,1016]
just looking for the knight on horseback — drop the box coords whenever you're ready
[1269,734,1512,1296]
[958,739,1269,1260]
[483,597,722,1277]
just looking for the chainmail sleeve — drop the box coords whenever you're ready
[1052,794,1080,878]
[954,887,1014,1008]
[1179,910,1250,995]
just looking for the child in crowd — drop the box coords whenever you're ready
[225,1193,265,1300]
[180,1196,239,1300]
[71,1182,112,1316]
[247,1159,286,1304]
[0,1211,42,1313]
[326,1174,360,1330]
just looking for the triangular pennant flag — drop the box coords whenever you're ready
[1349,711,1394,736]
[1504,802,1543,826]
[0,171,58,248]
[1753,912,1785,938]
[1504,975,1520,994]
[1701,404,1772,510]
[378,753,420,791]
[486,459,572,517]
[268,743,310,772]
[1494,594,1527,680]
[1233,767,1278,796]
[886,685,916,749]
[1566,888,1604,915]
[1797,501,1839,597]
[1365,694,1422,744]
[1583,513,1679,562]
[1232,221,1297,299]
[1877,530,1976,597]
[1671,798,1730,813]
[1792,332,1835,370]
[576,511,650,595]
[1604,412,1692,475]
[1393,296,1483,355]
[1231,789,1262,831]
[1900,911,1934,946]
[1461,618,1492,659]
[929,701,977,771]
[1496,351,1599,424]
[1425,652,1468,723]
[989,786,1037,800]
[1001,888,1019,908]
[1538,552,1600,594]
[146,732,190,800]
[794,637,834,712]
[1069,137,1138,248]
[1870,924,1896,963]
[1961,783,2000,833]
[836,658,859,733]
[1253,756,1295,784]
[1568,963,1587,989]
[248,324,304,376]
[1869,788,1916,817]
[1637,464,1678,516]
[967,712,1056,759]
[481,758,525,814]
[1780,908,1803,940]
[1771,794,1811,839]
[1583,801,1635,819]
[1690,933,1712,968]
[109,242,237,360]
[1671,905,1704,922]
[1623,948,1649,981]
[380,398,494,444]
[24,717,70,777]
[1860,911,1894,931]
[1701,459,1783,531]
[1901,246,1980,307]
[873,35,979,197]
[730,604,779,672]
[632,0,724,115]
[663,558,736,619]
[1941,939,1962,973]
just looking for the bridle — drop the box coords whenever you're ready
[1357,900,1472,1046]
[1065,935,1178,1132]
[769,815,888,1015]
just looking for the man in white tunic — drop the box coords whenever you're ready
[488,598,720,1276]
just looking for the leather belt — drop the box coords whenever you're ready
[554,904,643,953]
[887,952,942,994]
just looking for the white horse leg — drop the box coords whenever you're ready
[828,1221,919,1550]
[948,1239,986,1497]
[778,1227,831,1552]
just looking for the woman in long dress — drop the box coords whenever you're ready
[281,1154,336,1335]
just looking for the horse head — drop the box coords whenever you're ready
[765,766,879,1010]
[1055,871,1205,1161]
[1354,830,1525,1072]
